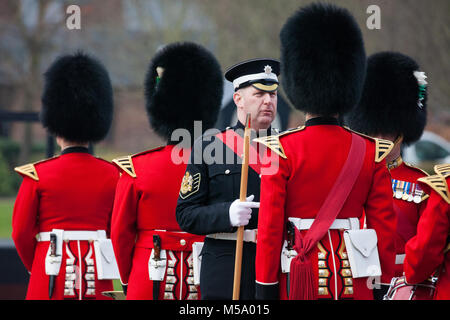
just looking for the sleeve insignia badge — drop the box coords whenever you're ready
[179,171,201,199]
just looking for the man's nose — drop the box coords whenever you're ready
[263,93,272,104]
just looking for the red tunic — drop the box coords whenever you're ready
[388,159,429,276]
[404,167,450,300]
[12,149,119,300]
[255,122,397,300]
[110,145,204,300]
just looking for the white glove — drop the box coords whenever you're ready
[229,195,260,227]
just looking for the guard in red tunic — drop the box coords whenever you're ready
[254,3,397,300]
[110,42,223,300]
[12,52,119,300]
[404,164,450,300]
[345,52,429,277]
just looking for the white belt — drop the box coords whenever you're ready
[206,229,257,243]
[37,230,107,242]
[288,217,360,231]
[395,254,405,265]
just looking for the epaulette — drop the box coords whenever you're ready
[253,126,305,159]
[14,156,58,181]
[343,127,394,163]
[112,155,136,178]
[14,163,39,181]
[434,164,450,178]
[112,146,164,178]
[403,161,430,177]
[417,174,450,204]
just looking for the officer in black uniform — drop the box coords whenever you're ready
[176,59,280,300]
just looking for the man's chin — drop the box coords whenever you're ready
[255,117,273,130]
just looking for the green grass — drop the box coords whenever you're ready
[0,197,14,239]
[113,279,123,291]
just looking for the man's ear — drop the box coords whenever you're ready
[233,90,243,110]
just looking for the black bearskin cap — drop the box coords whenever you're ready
[345,51,427,145]
[40,52,113,143]
[145,42,223,143]
[280,3,366,115]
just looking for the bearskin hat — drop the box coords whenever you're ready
[145,42,223,144]
[279,3,366,116]
[40,51,113,143]
[344,51,428,145]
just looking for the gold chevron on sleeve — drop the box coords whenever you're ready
[14,163,39,181]
[374,138,394,163]
[418,175,450,204]
[434,164,450,178]
[112,156,136,178]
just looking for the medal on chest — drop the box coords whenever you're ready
[392,179,424,203]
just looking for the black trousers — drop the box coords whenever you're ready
[200,238,256,300]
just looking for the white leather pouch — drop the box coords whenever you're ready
[343,229,381,278]
[280,240,297,273]
[93,238,120,280]
[148,249,167,281]
[192,242,204,286]
[45,229,64,276]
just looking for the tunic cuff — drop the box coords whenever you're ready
[255,282,279,300]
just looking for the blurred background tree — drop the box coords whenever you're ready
[0,0,448,195]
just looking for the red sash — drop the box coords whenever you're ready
[289,132,366,300]
[215,130,274,175]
